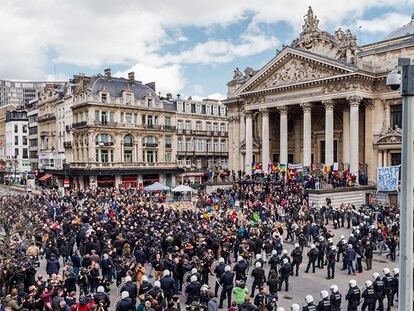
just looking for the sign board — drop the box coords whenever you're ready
[63,179,70,188]
[376,165,400,192]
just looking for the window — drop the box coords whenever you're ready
[124,134,134,147]
[125,113,132,124]
[220,106,226,116]
[22,148,28,159]
[165,136,172,149]
[206,122,211,131]
[177,120,183,130]
[165,116,171,127]
[165,153,172,162]
[22,125,27,133]
[14,125,18,133]
[144,150,157,163]
[195,121,202,131]
[220,123,225,132]
[95,133,113,145]
[14,148,19,156]
[213,106,218,115]
[22,136,27,145]
[101,111,108,124]
[196,159,202,169]
[147,98,153,107]
[124,150,133,162]
[177,102,183,112]
[214,140,219,152]
[185,103,191,113]
[185,139,192,151]
[196,139,204,152]
[220,140,226,152]
[14,136,18,145]
[177,138,183,151]
[207,140,212,152]
[391,104,402,129]
[213,122,219,131]
[196,104,201,114]
[206,105,211,115]
[101,93,107,103]
[185,120,191,130]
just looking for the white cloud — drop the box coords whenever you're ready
[193,84,204,94]
[1,0,414,90]
[115,63,185,96]
[355,12,411,34]
[191,93,226,101]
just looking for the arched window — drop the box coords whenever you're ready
[95,133,113,146]
[124,134,134,147]
[143,136,157,147]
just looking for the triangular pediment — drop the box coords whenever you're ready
[237,47,356,94]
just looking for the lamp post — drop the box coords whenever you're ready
[388,58,414,310]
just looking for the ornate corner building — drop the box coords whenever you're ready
[224,7,414,184]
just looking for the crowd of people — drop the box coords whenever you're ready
[0,173,401,311]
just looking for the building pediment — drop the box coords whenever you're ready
[236,48,355,94]
[375,127,402,145]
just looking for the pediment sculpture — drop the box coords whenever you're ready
[258,58,339,89]
[376,126,402,144]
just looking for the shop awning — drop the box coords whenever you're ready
[144,182,170,191]
[38,173,52,181]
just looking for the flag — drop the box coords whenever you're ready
[333,162,339,171]
[287,170,292,180]
[279,163,287,171]
[324,165,331,172]
[252,212,259,222]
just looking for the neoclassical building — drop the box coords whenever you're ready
[224,7,414,183]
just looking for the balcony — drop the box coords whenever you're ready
[70,161,178,169]
[142,142,158,148]
[124,142,133,147]
[72,121,87,129]
[38,113,56,123]
[96,141,114,147]
[65,125,71,132]
[94,121,118,127]
[40,131,50,137]
[63,141,72,148]
[165,143,172,149]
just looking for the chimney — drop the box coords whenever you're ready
[166,93,172,100]
[145,82,156,92]
[104,68,111,78]
[128,72,135,81]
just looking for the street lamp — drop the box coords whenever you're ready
[13,155,17,184]
[386,58,414,310]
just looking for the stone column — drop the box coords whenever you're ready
[227,118,234,171]
[365,101,375,182]
[383,150,387,167]
[301,103,312,167]
[245,111,253,175]
[342,109,350,164]
[377,150,383,168]
[384,101,390,129]
[239,112,245,170]
[347,95,363,177]
[260,108,270,172]
[278,106,288,165]
[233,117,240,170]
[323,100,335,165]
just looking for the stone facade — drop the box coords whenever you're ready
[224,7,412,183]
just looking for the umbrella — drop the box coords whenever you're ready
[144,182,170,191]
[171,185,193,192]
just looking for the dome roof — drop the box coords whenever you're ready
[384,14,414,40]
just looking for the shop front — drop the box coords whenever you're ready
[121,175,138,188]
[97,175,115,188]
[143,174,159,187]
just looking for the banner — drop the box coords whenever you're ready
[288,163,303,171]
[377,165,400,192]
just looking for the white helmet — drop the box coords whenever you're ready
[340,235,345,240]
[349,233,354,238]
[327,238,332,243]
[190,275,197,283]
[349,279,357,287]
[225,265,231,272]
[319,236,324,242]
[163,269,170,277]
[276,308,285,311]
[282,250,288,255]
[191,268,197,274]
[320,290,329,299]
[383,267,390,275]
[219,257,225,263]
[142,275,148,282]
[331,245,336,251]
[348,244,353,249]
[125,275,132,282]
[365,280,372,287]
[237,256,243,262]
[154,281,161,288]
[272,250,277,255]
[304,295,314,304]
[393,268,399,275]
[256,254,262,260]
[97,286,105,293]
[283,258,289,264]
[373,272,380,280]
[310,244,316,249]
[294,243,299,248]
[330,284,338,293]
[121,291,129,299]
[291,304,300,311]
[255,262,262,268]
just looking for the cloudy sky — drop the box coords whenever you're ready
[0,0,413,99]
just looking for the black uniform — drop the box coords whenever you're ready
[391,273,398,306]
[185,281,201,304]
[316,298,331,311]
[303,303,317,311]
[290,247,303,276]
[330,292,342,311]
[219,271,235,309]
[233,260,248,281]
[373,277,385,311]
[305,248,318,273]
[278,263,291,291]
[346,286,361,311]
[214,263,226,297]
[160,275,175,300]
[250,267,265,297]
[326,248,336,279]
[383,274,394,310]
[361,286,375,311]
